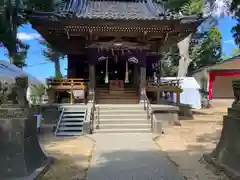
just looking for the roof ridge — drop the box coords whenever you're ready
[90,0,146,2]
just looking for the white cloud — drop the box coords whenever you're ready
[224,39,234,44]
[17,32,41,41]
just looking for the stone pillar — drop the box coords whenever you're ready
[88,63,95,102]
[203,80,240,179]
[139,59,146,103]
[0,76,49,179]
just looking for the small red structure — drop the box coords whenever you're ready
[208,69,240,99]
[193,55,240,100]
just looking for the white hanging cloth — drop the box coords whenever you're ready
[104,58,109,83]
[125,60,129,83]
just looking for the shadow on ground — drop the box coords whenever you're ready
[155,105,232,179]
[87,149,185,180]
[36,104,233,180]
[37,126,94,180]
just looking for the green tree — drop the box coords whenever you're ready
[0,0,29,68]
[164,0,204,76]
[231,0,240,46]
[0,0,61,67]
[188,27,222,73]
[40,40,64,79]
[161,46,179,76]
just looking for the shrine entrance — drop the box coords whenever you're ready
[95,55,139,89]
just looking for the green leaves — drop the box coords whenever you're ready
[163,0,203,14]
[0,0,28,68]
[0,0,62,68]
[180,0,203,15]
[23,0,59,12]
[39,39,64,78]
[230,0,240,47]
[161,46,179,76]
[189,27,222,72]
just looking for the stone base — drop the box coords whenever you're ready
[0,107,50,180]
[203,153,240,180]
[203,113,240,180]
[152,105,180,128]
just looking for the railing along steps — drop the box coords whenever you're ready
[55,106,87,136]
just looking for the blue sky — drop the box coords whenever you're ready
[0,16,238,81]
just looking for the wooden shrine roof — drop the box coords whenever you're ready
[66,0,165,20]
[27,0,203,23]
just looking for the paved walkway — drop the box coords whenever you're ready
[87,133,184,180]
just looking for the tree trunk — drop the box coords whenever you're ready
[54,58,62,79]
[10,56,14,64]
[177,33,192,77]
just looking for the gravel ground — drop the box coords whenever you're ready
[38,129,95,180]
[155,106,231,180]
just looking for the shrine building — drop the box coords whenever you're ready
[27,0,204,104]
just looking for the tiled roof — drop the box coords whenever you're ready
[62,0,179,20]
[28,0,203,23]
[75,0,164,20]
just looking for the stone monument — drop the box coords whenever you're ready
[204,80,240,180]
[0,76,49,179]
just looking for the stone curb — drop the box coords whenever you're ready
[28,156,55,180]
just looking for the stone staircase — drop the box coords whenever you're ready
[96,87,139,104]
[55,106,87,136]
[95,104,151,133]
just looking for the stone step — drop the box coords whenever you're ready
[97,89,137,92]
[97,105,144,110]
[97,92,138,95]
[98,123,151,129]
[63,113,85,117]
[62,117,84,121]
[58,126,83,131]
[64,108,86,112]
[56,132,83,136]
[98,110,146,114]
[98,119,148,124]
[97,97,139,100]
[61,122,84,126]
[98,114,147,119]
[97,99,139,104]
[94,128,151,134]
[97,94,138,98]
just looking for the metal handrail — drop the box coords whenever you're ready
[89,92,95,134]
[143,91,153,131]
[96,106,100,129]
[55,107,64,135]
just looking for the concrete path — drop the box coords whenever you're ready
[87,133,184,180]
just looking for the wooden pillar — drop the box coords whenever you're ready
[88,63,95,102]
[133,64,139,86]
[70,91,73,104]
[157,90,160,104]
[176,92,180,105]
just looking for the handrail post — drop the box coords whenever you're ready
[55,107,64,136]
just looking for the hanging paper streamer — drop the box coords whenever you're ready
[125,60,129,83]
[128,57,138,64]
[105,58,109,83]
